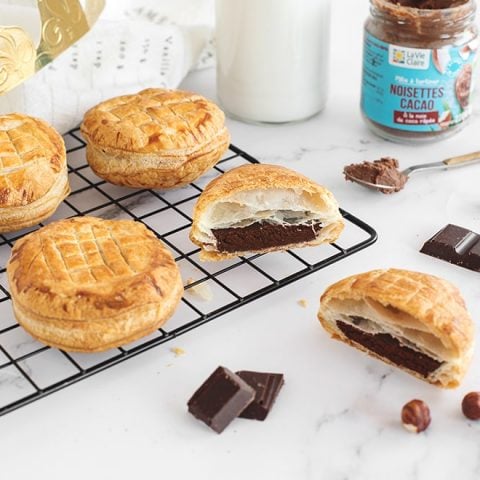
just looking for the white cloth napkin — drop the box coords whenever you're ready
[0,0,215,133]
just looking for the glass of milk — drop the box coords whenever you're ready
[215,0,331,123]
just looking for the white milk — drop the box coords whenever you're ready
[215,0,331,123]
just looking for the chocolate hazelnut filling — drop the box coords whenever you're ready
[212,221,322,253]
[344,157,408,194]
[337,319,443,377]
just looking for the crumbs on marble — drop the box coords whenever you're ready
[170,347,186,357]
[297,299,308,308]
[185,277,213,302]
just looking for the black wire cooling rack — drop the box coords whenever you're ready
[0,129,377,416]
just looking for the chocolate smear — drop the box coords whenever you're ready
[456,64,473,109]
[391,0,468,9]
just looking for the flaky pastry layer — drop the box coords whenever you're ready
[0,170,70,233]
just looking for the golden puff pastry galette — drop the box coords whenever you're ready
[0,113,70,233]
[7,216,183,352]
[190,164,344,261]
[318,269,474,388]
[80,88,230,189]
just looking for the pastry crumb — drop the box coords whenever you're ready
[170,347,186,357]
[185,278,213,301]
[297,299,308,308]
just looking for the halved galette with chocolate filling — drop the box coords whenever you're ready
[318,269,474,388]
[190,164,344,260]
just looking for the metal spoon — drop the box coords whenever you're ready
[345,151,480,192]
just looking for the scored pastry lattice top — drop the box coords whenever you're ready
[80,88,228,155]
[0,113,66,208]
[7,217,182,320]
[320,268,474,356]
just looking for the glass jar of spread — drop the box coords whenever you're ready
[361,0,478,143]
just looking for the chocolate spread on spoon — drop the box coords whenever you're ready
[343,157,408,194]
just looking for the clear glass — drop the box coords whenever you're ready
[215,0,331,124]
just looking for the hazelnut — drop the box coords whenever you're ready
[401,399,431,433]
[462,392,480,420]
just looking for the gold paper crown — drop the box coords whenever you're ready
[0,0,105,95]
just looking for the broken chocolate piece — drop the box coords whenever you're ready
[343,157,408,194]
[420,224,480,272]
[187,366,255,433]
[337,320,443,377]
[212,221,322,253]
[236,371,284,421]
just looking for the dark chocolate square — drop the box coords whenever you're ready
[187,366,255,433]
[236,370,284,421]
[420,224,480,272]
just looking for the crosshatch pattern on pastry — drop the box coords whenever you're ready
[0,114,65,207]
[7,216,183,322]
[81,88,227,154]
[30,221,139,285]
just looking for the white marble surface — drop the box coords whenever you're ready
[2,1,480,479]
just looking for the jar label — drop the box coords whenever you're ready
[361,32,477,132]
